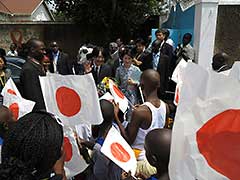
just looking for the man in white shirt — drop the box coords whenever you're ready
[6,43,18,57]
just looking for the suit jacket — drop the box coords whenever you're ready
[140,52,170,98]
[20,59,46,111]
[160,42,173,61]
[92,64,112,85]
[161,42,175,75]
[49,51,73,75]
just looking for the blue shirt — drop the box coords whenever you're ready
[152,52,160,70]
[147,175,158,180]
[0,137,3,145]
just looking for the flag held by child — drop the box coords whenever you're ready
[1,78,22,97]
[2,78,35,120]
[63,126,88,178]
[39,73,103,126]
[101,126,137,176]
[109,79,128,113]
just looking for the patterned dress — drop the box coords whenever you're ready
[115,64,142,105]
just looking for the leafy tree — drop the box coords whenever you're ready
[47,0,163,42]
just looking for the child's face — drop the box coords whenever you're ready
[0,110,15,138]
[0,58,5,70]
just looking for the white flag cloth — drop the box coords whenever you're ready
[229,61,240,81]
[109,80,128,113]
[1,78,22,97]
[2,78,35,120]
[3,91,35,120]
[169,63,240,180]
[101,126,137,176]
[63,126,88,178]
[171,59,187,105]
[171,59,187,84]
[99,92,114,102]
[39,73,103,126]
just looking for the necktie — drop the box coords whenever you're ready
[96,66,99,78]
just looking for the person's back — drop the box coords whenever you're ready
[0,112,64,180]
[131,100,167,160]
[0,106,15,163]
[114,70,169,177]
[85,99,122,180]
[144,129,172,180]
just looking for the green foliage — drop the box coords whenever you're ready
[49,0,162,41]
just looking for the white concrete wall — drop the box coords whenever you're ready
[194,0,240,68]
[194,0,219,69]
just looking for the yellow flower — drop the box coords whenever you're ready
[101,77,110,89]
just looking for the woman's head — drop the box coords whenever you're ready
[0,56,7,70]
[122,47,133,68]
[0,111,63,180]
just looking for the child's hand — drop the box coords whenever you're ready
[127,78,136,86]
[113,101,120,117]
[121,171,132,180]
[53,147,67,180]
[135,172,148,180]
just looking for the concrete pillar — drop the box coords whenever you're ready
[194,0,219,69]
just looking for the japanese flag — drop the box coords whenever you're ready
[3,92,35,120]
[171,59,187,106]
[171,59,187,84]
[63,126,88,178]
[1,78,22,97]
[169,63,240,180]
[101,126,137,176]
[229,61,240,81]
[2,78,35,120]
[39,73,103,126]
[99,92,114,103]
[109,80,128,113]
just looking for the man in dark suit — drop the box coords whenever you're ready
[155,29,174,74]
[48,42,73,75]
[20,39,46,111]
[139,39,170,99]
[89,47,112,85]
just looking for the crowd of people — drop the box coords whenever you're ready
[0,28,233,180]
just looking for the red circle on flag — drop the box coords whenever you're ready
[9,103,19,120]
[113,85,124,99]
[197,109,240,180]
[110,142,131,162]
[63,137,73,162]
[7,89,17,95]
[56,87,81,117]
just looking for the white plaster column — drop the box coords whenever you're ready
[194,0,219,69]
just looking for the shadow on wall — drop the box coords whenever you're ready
[215,5,240,65]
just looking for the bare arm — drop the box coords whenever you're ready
[114,103,147,145]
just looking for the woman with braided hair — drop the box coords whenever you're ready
[0,111,65,180]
